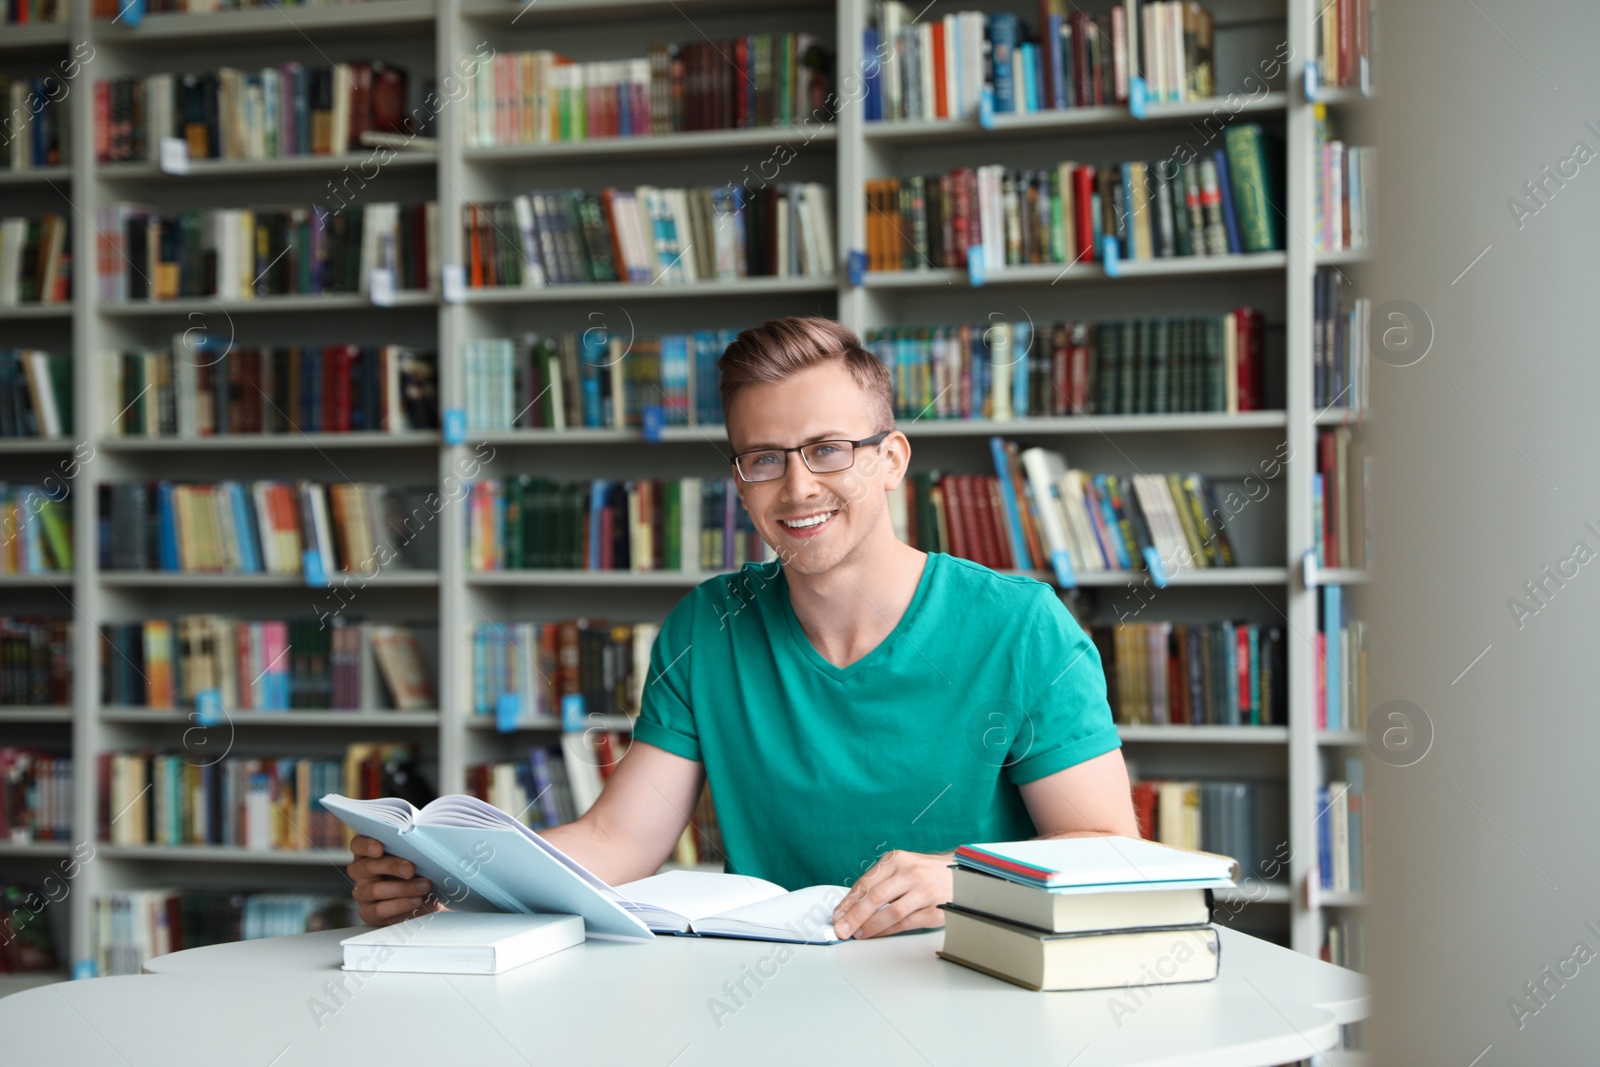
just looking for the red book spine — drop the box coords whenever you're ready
[1314,632,1327,728]
[1236,627,1250,722]
[932,20,949,118]
[940,475,968,562]
[1072,165,1097,262]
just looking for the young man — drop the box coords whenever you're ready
[348,316,1138,939]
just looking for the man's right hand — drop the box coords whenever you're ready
[347,835,445,926]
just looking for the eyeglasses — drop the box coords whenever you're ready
[731,431,891,483]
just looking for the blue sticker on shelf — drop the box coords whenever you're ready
[641,405,665,443]
[1142,546,1169,588]
[1302,547,1320,590]
[115,0,144,26]
[443,407,466,445]
[1101,235,1121,278]
[72,959,98,980]
[195,688,224,728]
[1049,549,1076,590]
[847,248,866,287]
[1359,57,1371,97]
[560,693,586,732]
[1304,61,1319,102]
[966,244,986,288]
[496,692,522,733]
[978,88,996,130]
[302,550,328,588]
[1128,77,1148,119]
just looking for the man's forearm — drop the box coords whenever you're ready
[537,812,667,886]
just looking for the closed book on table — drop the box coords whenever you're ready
[340,912,584,975]
[950,866,1213,934]
[939,906,1221,991]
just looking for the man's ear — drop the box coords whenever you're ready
[880,430,911,491]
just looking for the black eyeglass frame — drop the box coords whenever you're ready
[730,431,893,483]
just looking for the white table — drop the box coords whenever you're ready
[1,925,1366,1066]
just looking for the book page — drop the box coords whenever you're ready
[614,870,786,922]
[691,884,849,943]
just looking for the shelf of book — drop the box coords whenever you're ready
[464,714,634,732]
[1217,882,1292,906]
[463,567,1289,588]
[0,708,73,724]
[1320,891,1367,908]
[1315,408,1368,426]
[96,152,439,181]
[98,432,444,451]
[0,575,68,587]
[0,842,73,858]
[1317,731,1366,747]
[96,572,439,588]
[1118,725,1289,744]
[1309,568,1369,586]
[864,92,1289,144]
[1317,248,1374,267]
[860,252,1288,289]
[97,293,439,316]
[1309,87,1374,108]
[0,305,72,320]
[0,438,77,453]
[463,124,838,164]
[0,22,68,53]
[98,709,443,728]
[94,845,351,866]
[459,277,838,304]
[0,167,71,187]
[92,0,438,44]
[457,0,833,25]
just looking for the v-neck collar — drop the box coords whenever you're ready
[776,552,938,680]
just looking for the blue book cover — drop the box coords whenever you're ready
[1011,320,1032,416]
[1091,475,1131,569]
[987,437,1030,568]
[227,482,262,572]
[1221,621,1239,725]
[1248,625,1262,724]
[1047,15,1067,109]
[988,13,1019,113]
[1324,584,1343,731]
[1317,784,1332,890]
[863,28,881,121]
[156,481,179,571]
[1212,148,1243,254]
[587,481,608,570]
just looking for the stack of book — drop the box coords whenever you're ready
[97,60,422,163]
[1312,106,1374,253]
[464,34,833,145]
[863,124,1282,273]
[866,311,1269,421]
[0,77,67,171]
[105,345,439,437]
[1091,621,1286,726]
[96,201,436,302]
[864,2,1218,120]
[0,617,71,706]
[465,477,766,573]
[97,480,438,576]
[462,328,735,431]
[101,617,435,712]
[462,182,833,288]
[939,836,1237,991]
[1,485,72,574]
[0,215,70,306]
[1,351,72,437]
[0,747,71,842]
[93,890,358,977]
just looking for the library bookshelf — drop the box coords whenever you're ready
[0,0,1373,981]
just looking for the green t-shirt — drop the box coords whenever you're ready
[632,551,1120,891]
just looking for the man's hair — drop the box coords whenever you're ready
[717,316,895,431]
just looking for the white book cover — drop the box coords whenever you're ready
[613,871,846,943]
[956,835,1239,889]
[341,912,584,975]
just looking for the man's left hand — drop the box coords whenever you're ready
[831,849,953,939]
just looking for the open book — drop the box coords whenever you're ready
[323,794,848,944]
[613,870,847,943]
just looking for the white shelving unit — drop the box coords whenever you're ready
[0,0,1373,975]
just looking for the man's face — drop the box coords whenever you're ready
[725,361,908,577]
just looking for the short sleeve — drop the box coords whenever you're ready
[1004,588,1121,785]
[632,590,703,762]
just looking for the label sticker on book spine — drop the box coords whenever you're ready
[195,688,224,727]
[496,692,522,733]
[368,268,395,307]
[442,263,465,303]
[1142,546,1169,588]
[846,248,866,287]
[1304,61,1319,102]
[302,549,328,587]
[966,244,986,287]
[641,405,665,443]
[1101,235,1121,278]
[158,136,189,175]
[560,693,585,732]
[72,959,98,980]
[1302,546,1320,590]
[1128,77,1149,119]
[443,407,466,446]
